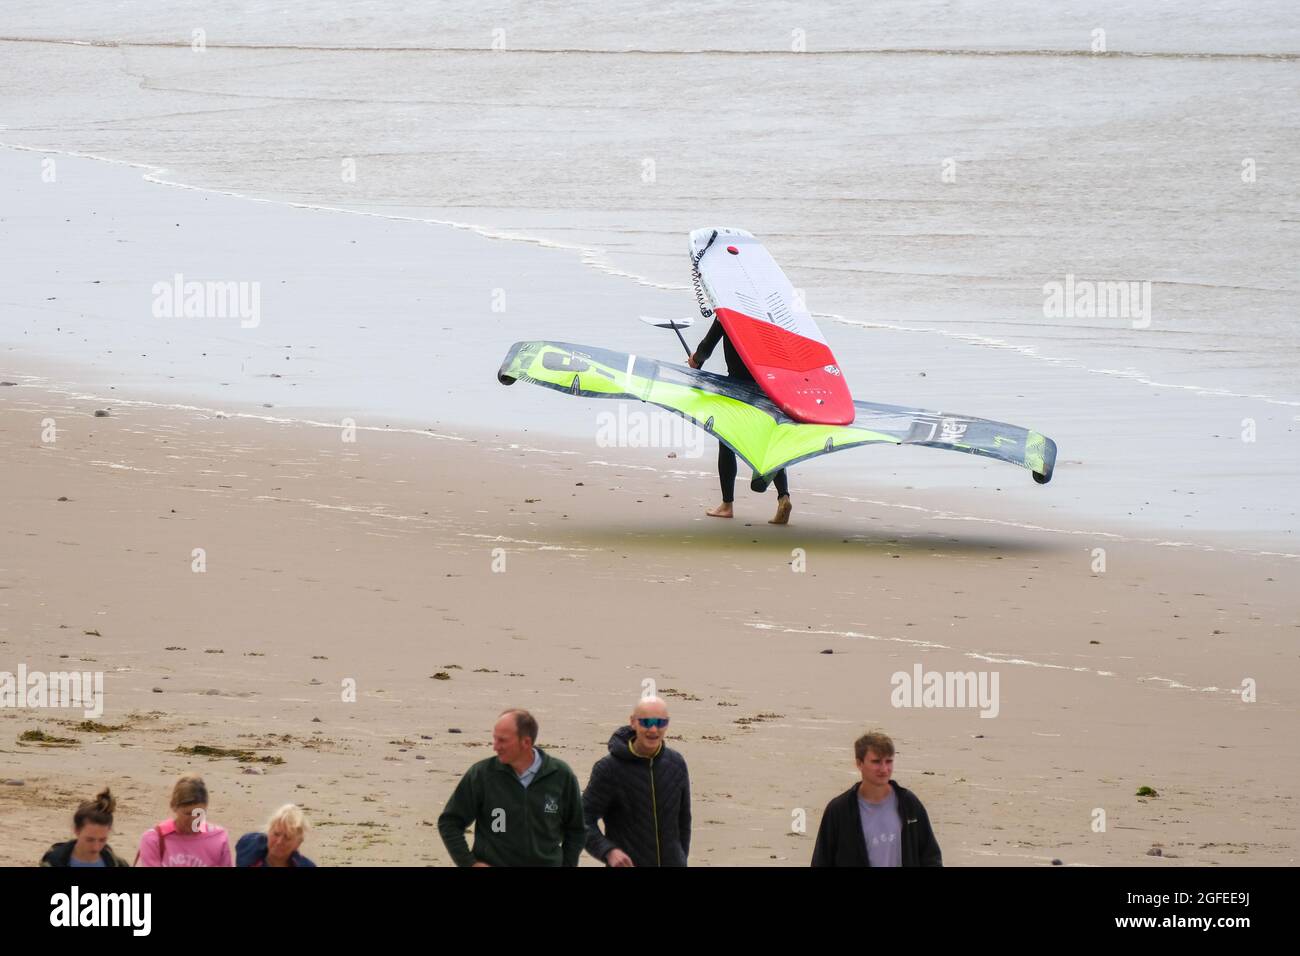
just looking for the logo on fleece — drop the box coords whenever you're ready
[543,795,560,815]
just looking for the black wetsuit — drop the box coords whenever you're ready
[691,319,789,504]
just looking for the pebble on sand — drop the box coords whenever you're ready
[93,409,110,417]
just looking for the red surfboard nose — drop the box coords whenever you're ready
[784,376,856,425]
[726,245,739,254]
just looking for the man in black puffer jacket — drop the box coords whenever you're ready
[583,696,691,867]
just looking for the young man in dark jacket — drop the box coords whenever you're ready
[583,696,691,867]
[811,731,942,867]
[438,708,585,867]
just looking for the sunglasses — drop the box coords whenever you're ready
[636,718,669,729]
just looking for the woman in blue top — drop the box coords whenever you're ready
[40,788,132,867]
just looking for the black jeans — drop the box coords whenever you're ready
[718,443,788,504]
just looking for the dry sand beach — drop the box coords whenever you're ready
[1,390,1296,866]
[2,2,1298,870]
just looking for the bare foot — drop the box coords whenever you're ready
[769,495,792,525]
[706,502,734,518]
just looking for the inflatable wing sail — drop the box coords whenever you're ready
[498,341,1056,484]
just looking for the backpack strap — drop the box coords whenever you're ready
[133,823,168,866]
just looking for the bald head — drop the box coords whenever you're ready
[629,696,670,756]
[633,696,669,720]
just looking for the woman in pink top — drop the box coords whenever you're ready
[135,773,232,867]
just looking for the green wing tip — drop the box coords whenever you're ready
[497,341,528,385]
[1025,431,1058,483]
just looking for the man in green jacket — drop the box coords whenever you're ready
[438,708,585,867]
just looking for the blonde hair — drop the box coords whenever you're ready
[170,773,208,808]
[266,803,308,839]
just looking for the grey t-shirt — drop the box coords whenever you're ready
[857,787,902,867]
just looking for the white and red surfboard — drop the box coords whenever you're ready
[689,227,854,425]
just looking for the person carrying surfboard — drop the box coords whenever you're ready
[688,319,792,525]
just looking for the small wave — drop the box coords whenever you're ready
[1142,676,1230,693]
[251,496,430,521]
[0,142,687,298]
[0,373,466,441]
[747,621,950,650]
[2,36,1294,60]
[966,651,1115,679]
[88,460,165,475]
[8,142,1296,415]
[826,314,1300,408]
[456,532,591,552]
[751,620,1255,698]
[491,443,580,457]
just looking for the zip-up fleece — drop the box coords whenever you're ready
[40,840,132,867]
[438,747,585,867]
[810,779,942,867]
[583,725,691,867]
